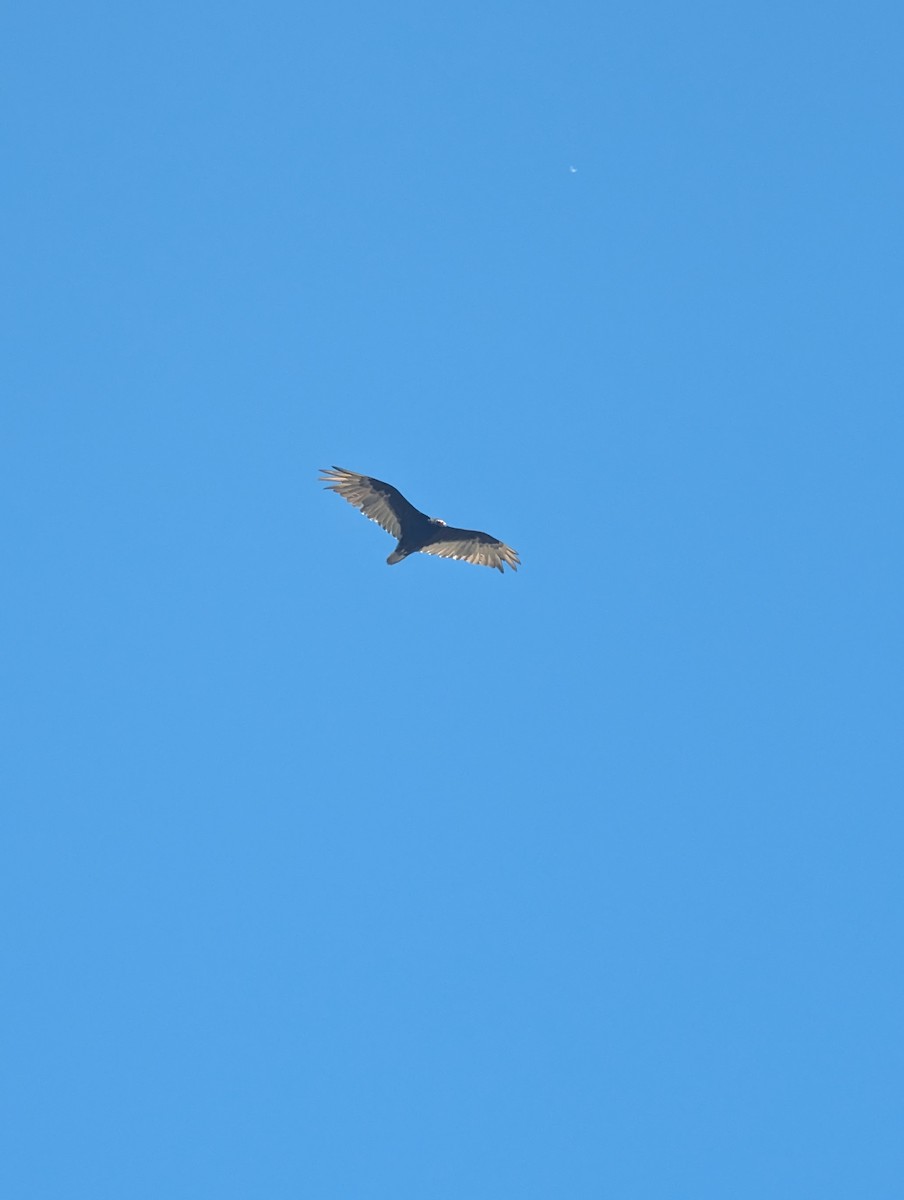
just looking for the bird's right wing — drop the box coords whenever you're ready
[418,525,520,573]
[319,467,424,540]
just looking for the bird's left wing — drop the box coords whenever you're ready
[319,467,424,540]
[418,525,520,573]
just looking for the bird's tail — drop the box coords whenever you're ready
[386,547,408,565]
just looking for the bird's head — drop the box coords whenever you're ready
[429,518,447,526]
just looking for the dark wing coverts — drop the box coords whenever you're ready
[319,467,423,539]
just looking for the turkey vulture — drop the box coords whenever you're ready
[320,467,520,573]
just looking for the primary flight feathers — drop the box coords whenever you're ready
[320,467,520,573]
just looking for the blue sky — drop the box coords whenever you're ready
[4,2,902,1196]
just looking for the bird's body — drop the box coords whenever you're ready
[319,467,520,573]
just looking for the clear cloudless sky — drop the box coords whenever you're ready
[3,2,902,1196]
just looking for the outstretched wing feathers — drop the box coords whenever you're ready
[419,526,520,573]
[319,466,423,540]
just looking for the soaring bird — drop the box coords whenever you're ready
[320,467,520,573]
